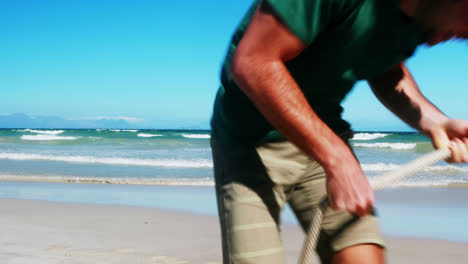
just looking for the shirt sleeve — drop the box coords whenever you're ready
[265,0,345,45]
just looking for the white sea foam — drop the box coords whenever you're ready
[110,129,121,132]
[352,133,388,141]
[19,129,64,135]
[424,165,468,173]
[353,142,416,150]
[1,173,466,188]
[362,163,400,172]
[122,130,138,132]
[137,133,162,138]
[182,134,211,139]
[362,163,468,173]
[21,135,79,141]
[0,153,213,168]
[389,178,468,188]
[0,174,214,186]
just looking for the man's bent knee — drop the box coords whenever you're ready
[329,244,385,264]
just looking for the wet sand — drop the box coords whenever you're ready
[1,198,467,264]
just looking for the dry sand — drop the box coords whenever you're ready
[1,198,466,264]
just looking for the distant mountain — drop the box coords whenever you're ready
[0,113,138,129]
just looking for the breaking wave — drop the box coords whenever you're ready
[137,133,163,138]
[352,133,389,141]
[0,152,213,168]
[19,129,65,135]
[21,135,79,141]
[182,134,211,139]
[353,142,416,150]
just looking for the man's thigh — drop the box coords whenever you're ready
[288,162,385,263]
[211,138,287,264]
[216,182,286,264]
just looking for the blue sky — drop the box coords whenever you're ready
[1,0,467,130]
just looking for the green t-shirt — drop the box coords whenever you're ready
[211,0,425,146]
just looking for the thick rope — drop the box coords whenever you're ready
[298,148,451,264]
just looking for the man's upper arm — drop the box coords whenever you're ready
[232,2,307,69]
[368,63,406,94]
[232,0,349,69]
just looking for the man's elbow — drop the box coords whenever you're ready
[229,49,253,88]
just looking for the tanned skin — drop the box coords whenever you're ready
[377,0,468,163]
[369,63,468,163]
[231,3,381,263]
[230,1,468,263]
[231,3,374,217]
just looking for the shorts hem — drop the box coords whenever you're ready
[332,237,386,253]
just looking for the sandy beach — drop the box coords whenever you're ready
[1,129,467,263]
[1,198,467,264]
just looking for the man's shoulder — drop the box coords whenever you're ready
[263,0,367,44]
[266,0,365,12]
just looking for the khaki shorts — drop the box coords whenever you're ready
[211,137,385,264]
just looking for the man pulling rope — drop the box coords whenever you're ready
[210,0,468,263]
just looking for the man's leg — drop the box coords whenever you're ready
[283,142,385,264]
[211,138,287,264]
[290,181,385,263]
[329,244,384,264]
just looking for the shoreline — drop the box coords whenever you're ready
[1,180,468,244]
[0,177,467,189]
[0,175,215,186]
[1,198,467,264]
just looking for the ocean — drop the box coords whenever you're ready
[0,128,213,185]
[1,128,468,242]
[0,128,466,188]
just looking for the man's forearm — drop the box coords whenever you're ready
[368,63,449,137]
[231,55,354,169]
